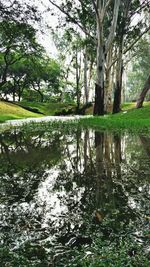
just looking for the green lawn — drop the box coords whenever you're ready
[0,101,42,123]
[80,102,150,132]
[17,101,76,116]
[1,100,150,132]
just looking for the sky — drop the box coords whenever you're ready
[32,0,59,57]
[4,0,147,57]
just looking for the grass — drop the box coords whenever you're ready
[17,101,76,116]
[1,100,150,133]
[0,101,42,123]
[80,102,150,132]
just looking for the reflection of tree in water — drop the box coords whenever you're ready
[0,130,62,202]
[0,129,64,265]
[0,128,149,266]
[51,130,149,239]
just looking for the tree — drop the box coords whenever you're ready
[0,20,41,96]
[136,74,150,108]
[0,0,40,23]
[27,56,61,102]
[48,0,121,115]
[48,0,150,115]
[112,0,150,113]
[92,0,121,115]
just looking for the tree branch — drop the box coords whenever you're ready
[102,0,112,21]
[129,0,150,19]
[106,0,121,53]
[108,26,150,70]
[91,0,99,20]
[124,26,150,54]
[48,0,94,40]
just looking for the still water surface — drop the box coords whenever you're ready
[0,125,150,266]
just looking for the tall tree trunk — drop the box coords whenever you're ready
[136,75,150,108]
[105,48,113,113]
[93,0,121,116]
[113,0,130,113]
[84,47,88,104]
[94,23,105,115]
[76,49,81,113]
[113,48,123,113]
[88,58,94,100]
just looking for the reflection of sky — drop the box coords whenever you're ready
[36,166,85,228]
[37,168,68,227]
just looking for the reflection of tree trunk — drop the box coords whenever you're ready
[104,133,112,180]
[139,135,150,156]
[84,130,89,171]
[0,136,11,164]
[88,133,95,173]
[114,134,122,179]
[76,129,81,172]
[104,133,115,208]
[95,131,104,208]
[136,75,150,108]
[113,44,123,114]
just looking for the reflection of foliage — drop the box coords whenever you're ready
[0,126,149,266]
[59,235,149,267]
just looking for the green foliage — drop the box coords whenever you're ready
[0,20,62,101]
[127,37,150,101]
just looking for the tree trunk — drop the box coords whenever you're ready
[105,49,113,113]
[32,83,44,103]
[13,91,15,102]
[113,45,123,113]
[76,49,81,112]
[113,0,130,114]
[93,0,120,116]
[38,90,44,103]
[84,47,88,104]
[94,23,105,116]
[113,34,124,114]
[88,58,94,100]
[136,75,150,108]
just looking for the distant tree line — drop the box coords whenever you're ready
[0,0,62,103]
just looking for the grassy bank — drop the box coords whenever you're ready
[80,102,150,132]
[1,100,150,132]
[17,101,76,116]
[0,101,42,123]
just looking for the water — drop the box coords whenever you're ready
[0,125,150,266]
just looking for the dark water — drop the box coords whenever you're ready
[0,126,150,266]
